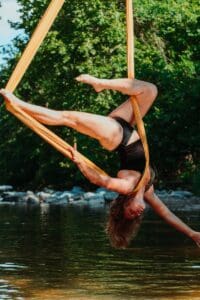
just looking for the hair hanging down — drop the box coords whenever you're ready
[106,194,143,249]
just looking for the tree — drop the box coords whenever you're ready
[0,0,199,190]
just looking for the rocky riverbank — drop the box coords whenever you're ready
[0,185,117,206]
[0,185,199,212]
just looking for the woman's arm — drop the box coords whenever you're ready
[70,147,135,194]
[144,186,200,246]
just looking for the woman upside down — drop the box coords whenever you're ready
[1,75,200,248]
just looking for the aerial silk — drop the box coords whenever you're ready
[3,0,150,192]
[126,0,150,190]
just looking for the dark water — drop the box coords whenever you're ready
[0,202,200,300]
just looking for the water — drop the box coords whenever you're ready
[0,202,200,300]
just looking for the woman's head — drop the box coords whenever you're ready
[106,194,144,249]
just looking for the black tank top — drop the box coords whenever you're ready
[113,117,146,173]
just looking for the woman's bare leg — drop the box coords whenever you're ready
[76,74,137,94]
[76,75,158,125]
[76,74,157,95]
[109,87,157,125]
[0,89,122,150]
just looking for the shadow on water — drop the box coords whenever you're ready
[0,202,200,299]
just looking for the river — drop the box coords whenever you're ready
[0,202,200,299]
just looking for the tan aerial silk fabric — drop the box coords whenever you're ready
[4,0,150,192]
[126,0,150,192]
[6,0,65,93]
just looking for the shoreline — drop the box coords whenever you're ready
[0,185,199,214]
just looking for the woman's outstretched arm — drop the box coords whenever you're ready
[76,75,157,97]
[144,186,200,247]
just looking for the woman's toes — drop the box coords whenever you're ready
[76,74,104,92]
[76,74,94,83]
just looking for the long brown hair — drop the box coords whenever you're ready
[106,194,143,249]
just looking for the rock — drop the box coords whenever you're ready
[50,198,68,205]
[44,191,74,204]
[170,191,191,198]
[72,194,85,202]
[42,188,55,194]
[51,191,63,198]
[178,204,200,212]
[37,191,52,202]
[88,198,105,207]
[71,186,84,194]
[37,190,69,204]
[89,194,105,202]
[43,196,59,204]
[56,191,72,201]
[156,190,170,197]
[104,191,118,202]
[176,190,193,197]
[83,192,96,200]
[68,186,85,202]
[2,192,26,202]
[51,191,72,204]
[0,185,13,192]
[59,191,73,198]
[24,191,40,205]
[68,199,88,206]
[96,187,108,195]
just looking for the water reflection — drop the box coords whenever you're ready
[0,203,200,299]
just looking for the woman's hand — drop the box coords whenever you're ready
[190,231,200,248]
[70,143,82,165]
[69,142,107,187]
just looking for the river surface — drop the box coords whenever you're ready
[0,202,200,300]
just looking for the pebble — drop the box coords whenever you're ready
[1,191,26,203]
[0,185,13,192]
[24,191,40,205]
[170,190,193,198]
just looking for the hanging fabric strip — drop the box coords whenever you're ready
[126,0,150,192]
[6,0,65,93]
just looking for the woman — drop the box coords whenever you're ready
[1,75,200,248]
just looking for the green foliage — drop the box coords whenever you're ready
[0,0,199,191]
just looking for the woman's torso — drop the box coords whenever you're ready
[113,116,146,174]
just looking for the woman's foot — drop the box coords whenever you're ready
[76,74,141,95]
[76,74,105,92]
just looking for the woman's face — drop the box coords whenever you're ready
[123,196,145,220]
